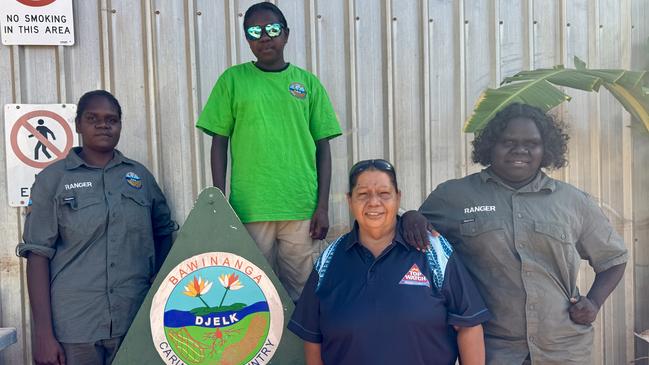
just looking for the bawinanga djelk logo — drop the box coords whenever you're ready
[151,252,283,365]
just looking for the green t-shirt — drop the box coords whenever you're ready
[196,62,342,223]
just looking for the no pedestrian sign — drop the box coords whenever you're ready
[0,0,75,46]
[4,104,78,207]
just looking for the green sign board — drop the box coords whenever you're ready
[113,188,304,364]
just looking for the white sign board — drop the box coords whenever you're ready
[4,104,78,207]
[0,0,75,46]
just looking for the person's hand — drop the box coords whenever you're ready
[401,210,438,250]
[568,296,599,325]
[33,331,66,365]
[310,206,329,240]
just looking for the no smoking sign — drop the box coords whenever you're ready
[4,104,78,207]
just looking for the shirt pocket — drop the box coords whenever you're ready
[458,218,507,246]
[57,194,105,240]
[457,218,509,268]
[120,189,152,232]
[533,221,579,297]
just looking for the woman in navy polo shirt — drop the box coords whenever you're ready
[288,159,491,365]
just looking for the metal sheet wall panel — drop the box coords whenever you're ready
[0,0,646,363]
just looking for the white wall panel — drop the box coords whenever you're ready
[0,0,646,363]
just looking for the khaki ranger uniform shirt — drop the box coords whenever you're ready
[17,148,176,343]
[419,169,627,365]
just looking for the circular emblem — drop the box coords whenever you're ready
[151,252,283,365]
[288,82,306,99]
[124,172,142,189]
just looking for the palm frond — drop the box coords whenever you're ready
[464,56,649,133]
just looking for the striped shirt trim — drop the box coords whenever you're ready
[425,234,453,289]
[314,234,345,290]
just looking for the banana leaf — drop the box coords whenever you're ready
[464,56,649,133]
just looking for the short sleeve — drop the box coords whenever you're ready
[195,72,235,137]
[287,269,322,343]
[576,194,628,273]
[17,175,59,259]
[308,77,342,142]
[441,254,491,327]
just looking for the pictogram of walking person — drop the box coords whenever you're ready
[29,119,56,160]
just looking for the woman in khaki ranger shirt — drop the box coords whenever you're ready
[18,90,176,365]
[402,103,627,365]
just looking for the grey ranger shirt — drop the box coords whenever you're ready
[17,147,177,343]
[419,168,627,365]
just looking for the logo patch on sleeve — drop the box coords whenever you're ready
[399,264,430,287]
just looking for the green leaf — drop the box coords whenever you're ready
[465,56,649,134]
[503,68,602,91]
[464,79,570,133]
[603,82,649,133]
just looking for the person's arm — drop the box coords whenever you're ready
[27,253,66,365]
[304,342,324,365]
[455,324,485,365]
[154,234,173,274]
[569,262,626,324]
[401,210,436,250]
[210,135,229,193]
[310,139,331,240]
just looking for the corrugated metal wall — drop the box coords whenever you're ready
[0,0,647,364]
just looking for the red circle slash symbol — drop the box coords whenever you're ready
[10,110,74,169]
[16,0,57,7]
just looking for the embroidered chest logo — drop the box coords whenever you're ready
[150,252,283,365]
[463,205,496,214]
[399,264,430,287]
[288,82,306,99]
[125,172,142,189]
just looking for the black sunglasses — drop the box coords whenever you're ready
[348,159,397,191]
[245,23,285,41]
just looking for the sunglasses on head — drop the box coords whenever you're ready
[349,159,396,190]
[245,23,285,41]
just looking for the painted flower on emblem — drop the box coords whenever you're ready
[183,276,212,308]
[217,273,243,307]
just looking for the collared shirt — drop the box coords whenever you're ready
[419,168,628,365]
[288,219,490,365]
[17,148,177,343]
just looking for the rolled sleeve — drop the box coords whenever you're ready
[19,177,59,259]
[288,270,322,343]
[442,254,492,327]
[577,195,628,273]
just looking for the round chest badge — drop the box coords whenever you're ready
[151,252,283,365]
[288,82,306,99]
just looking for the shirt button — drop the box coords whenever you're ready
[471,228,476,233]
[529,305,535,310]
[519,242,526,247]
[107,191,112,196]
[109,288,114,294]
[110,262,115,268]
[517,213,523,218]
[561,234,566,239]
[529,336,535,342]
[525,271,531,276]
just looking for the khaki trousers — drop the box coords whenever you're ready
[61,336,123,365]
[245,219,323,301]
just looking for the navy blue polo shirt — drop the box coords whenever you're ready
[288,220,491,365]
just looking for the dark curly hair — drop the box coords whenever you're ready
[471,103,569,169]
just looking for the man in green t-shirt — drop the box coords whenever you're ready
[196,2,341,301]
